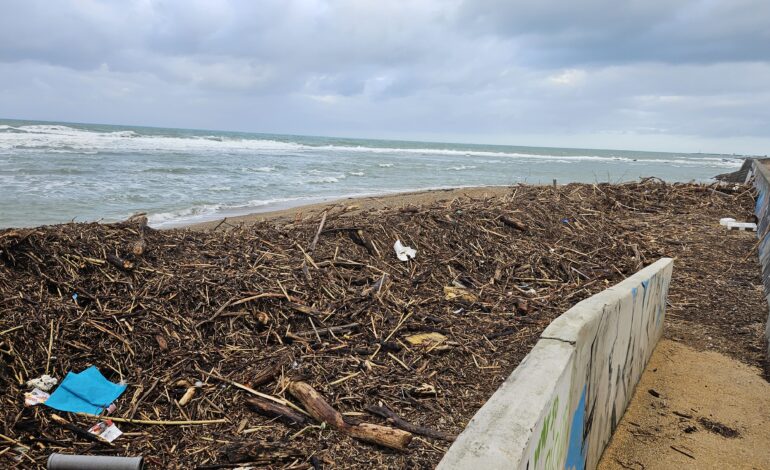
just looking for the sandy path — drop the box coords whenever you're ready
[599,339,770,469]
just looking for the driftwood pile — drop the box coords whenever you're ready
[0,181,754,468]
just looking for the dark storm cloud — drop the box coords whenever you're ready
[457,0,770,65]
[0,0,769,153]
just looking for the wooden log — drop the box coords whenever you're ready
[287,381,412,451]
[350,229,379,257]
[287,381,346,428]
[250,355,289,388]
[500,216,528,231]
[106,253,134,271]
[245,397,306,426]
[364,404,455,442]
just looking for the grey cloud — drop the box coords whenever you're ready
[0,0,769,153]
[457,0,770,65]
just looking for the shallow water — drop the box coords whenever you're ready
[0,119,746,228]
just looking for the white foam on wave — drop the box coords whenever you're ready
[0,124,304,154]
[304,175,345,184]
[349,171,365,176]
[449,165,477,171]
[147,196,309,228]
[0,123,744,169]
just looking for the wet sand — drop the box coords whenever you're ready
[186,186,517,230]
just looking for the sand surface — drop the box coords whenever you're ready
[186,186,515,230]
[599,339,770,469]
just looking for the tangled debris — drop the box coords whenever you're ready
[0,181,755,469]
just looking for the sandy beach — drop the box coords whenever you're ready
[1,181,766,468]
[186,186,516,230]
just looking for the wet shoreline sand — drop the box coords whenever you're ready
[185,185,517,230]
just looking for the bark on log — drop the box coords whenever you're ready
[245,397,306,426]
[250,355,289,388]
[287,381,412,451]
[364,404,455,442]
[106,253,134,271]
[500,216,528,231]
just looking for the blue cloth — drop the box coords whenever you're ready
[45,366,127,415]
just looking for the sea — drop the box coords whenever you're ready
[0,119,749,229]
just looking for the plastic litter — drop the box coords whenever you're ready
[45,366,127,415]
[24,388,50,406]
[393,239,416,261]
[88,419,123,443]
[719,217,736,226]
[27,374,58,392]
[726,221,757,231]
[47,453,143,470]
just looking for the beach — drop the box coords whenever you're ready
[1,180,766,468]
[186,186,514,230]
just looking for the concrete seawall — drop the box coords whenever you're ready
[438,258,673,470]
[750,159,770,371]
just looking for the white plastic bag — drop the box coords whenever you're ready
[393,239,416,261]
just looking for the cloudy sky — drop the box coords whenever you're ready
[1,0,769,154]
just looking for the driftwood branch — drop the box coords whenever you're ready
[245,397,306,426]
[287,381,413,451]
[364,404,455,442]
[500,216,528,231]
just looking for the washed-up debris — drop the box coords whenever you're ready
[47,453,143,470]
[0,180,756,468]
[443,286,478,302]
[26,374,58,392]
[87,419,123,443]
[719,217,736,226]
[405,332,447,347]
[24,388,50,406]
[287,380,413,451]
[45,366,127,415]
[726,221,757,231]
[393,239,416,261]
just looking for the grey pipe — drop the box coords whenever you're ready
[47,453,144,470]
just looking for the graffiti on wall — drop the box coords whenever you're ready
[522,260,672,470]
[526,372,571,470]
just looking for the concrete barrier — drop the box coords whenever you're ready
[438,258,673,470]
[750,159,770,370]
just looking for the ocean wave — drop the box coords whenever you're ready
[304,175,345,184]
[147,196,309,227]
[449,165,477,171]
[141,166,205,174]
[0,124,745,169]
[349,171,365,176]
[0,124,304,153]
[241,166,277,173]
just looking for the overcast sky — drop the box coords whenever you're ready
[1,0,769,154]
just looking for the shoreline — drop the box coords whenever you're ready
[183,185,518,230]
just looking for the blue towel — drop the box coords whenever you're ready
[45,366,127,415]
